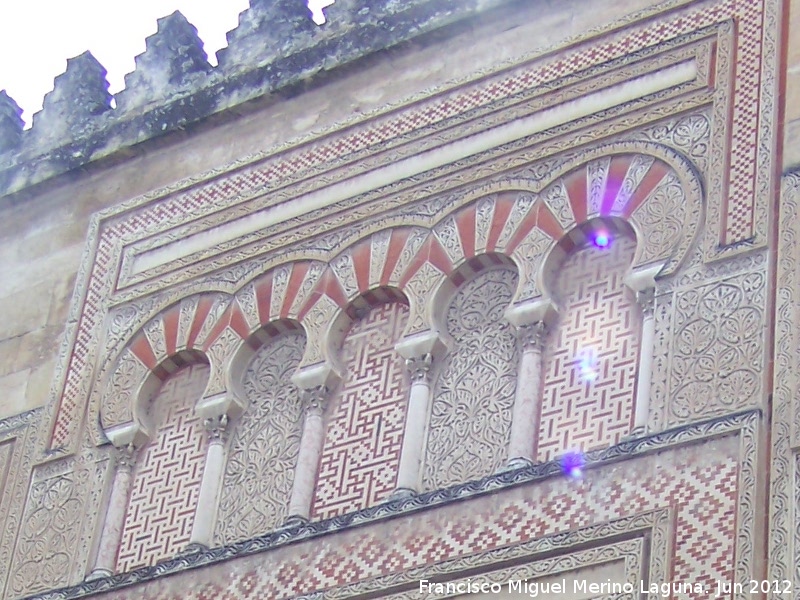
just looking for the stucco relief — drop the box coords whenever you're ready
[7,455,108,599]
[667,272,765,425]
[422,267,518,490]
[215,332,305,546]
[100,350,149,431]
[92,143,707,450]
[768,171,800,586]
[629,171,686,266]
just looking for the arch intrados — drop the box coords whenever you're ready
[540,217,637,304]
[227,319,306,404]
[127,349,210,441]
[324,286,409,370]
[429,252,519,333]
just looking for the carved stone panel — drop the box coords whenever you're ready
[214,332,305,545]
[667,272,765,425]
[423,268,518,490]
[6,454,108,599]
[116,364,209,572]
[538,236,640,462]
[312,302,409,519]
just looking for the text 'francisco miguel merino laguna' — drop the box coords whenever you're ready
[419,578,792,596]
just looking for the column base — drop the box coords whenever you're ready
[283,514,309,528]
[181,542,208,555]
[622,426,647,441]
[501,457,535,471]
[387,487,417,502]
[86,568,113,581]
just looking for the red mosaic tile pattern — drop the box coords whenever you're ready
[50,235,115,447]
[116,364,209,572]
[537,236,640,461]
[723,0,764,243]
[92,436,739,600]
[312,302,409,519]
[50,0,768,449]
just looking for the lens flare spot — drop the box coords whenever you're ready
[593,232,610,248]
[577,347,599,382]
[560,450,585,479]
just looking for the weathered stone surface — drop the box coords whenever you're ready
[0,0,513,199]
[0,90,23,153]
[216,0,317,68]
[0,369,29,420]
[29,51,111,147]
[116,11,211,114]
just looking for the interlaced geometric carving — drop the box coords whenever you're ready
[537,236,640,462]
[423,268,518,490]
[669,273,764,424]
[312,302,409,520]
[215,332,305,545]
[116,364,209,572]
[9,472,83,595]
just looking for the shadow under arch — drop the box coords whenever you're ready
[142,347,210,422]
[540,216,638,307]
[226,318,307,408]
[421,253,521,490]
[312,285,412,519]
[428,252,521,337]
[323,286,411,375]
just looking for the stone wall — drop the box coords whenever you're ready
[0,0,792,598]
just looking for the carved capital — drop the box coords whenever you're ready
[405,353,433,383]
[113,443,137,472]
[636,287,655,317]
[204,413,229,443]
[300,385,329,415]
[516,321,547,351]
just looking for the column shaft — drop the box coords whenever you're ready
[394,354,433,495]
[88,445,135,579]
[287,386,327,522]
[188,415,228,549]
[632,289,656,434]
[507,323,546,468]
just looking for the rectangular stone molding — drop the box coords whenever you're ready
[41,0,782,457]
[16,413,757,600]
[6,453,109,598]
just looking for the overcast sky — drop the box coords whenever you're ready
[0,1,252,126]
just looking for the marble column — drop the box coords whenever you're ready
[87,444,136,580]
[506,321,547,469]
[286,385,329,524]
[187,414,229,550]
[631,287,656,435]
[393,353,434,497]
